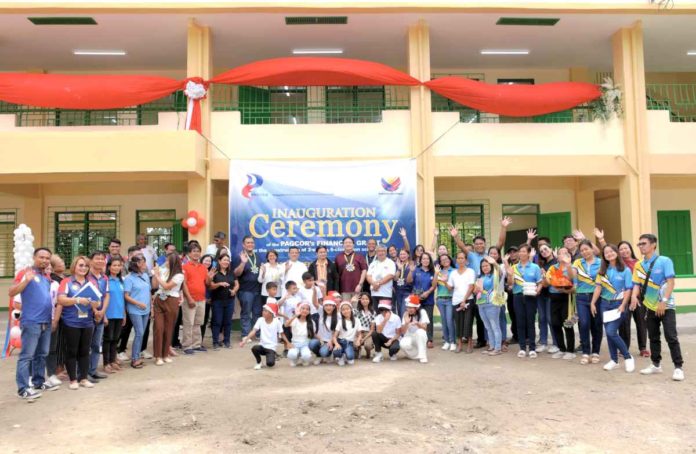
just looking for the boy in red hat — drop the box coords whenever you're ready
[239,302,289,370]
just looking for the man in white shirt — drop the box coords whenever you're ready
[284,246,309,290]
[136,234,157,272]
[205,231,230,257]
[366,244,396,311]
[372,301,402,362]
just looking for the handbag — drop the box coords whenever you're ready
[563,293,578,328]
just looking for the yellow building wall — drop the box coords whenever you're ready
[646,111,696,155]
[594,193,622,244]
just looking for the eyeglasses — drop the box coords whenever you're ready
[637,242,649,247]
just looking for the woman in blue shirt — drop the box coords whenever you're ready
[590,244,635,373]
[436,254,455,351]
[506,244,542,358]
[103,257,126,373]
[58,256,100,390]
[572,240,603,363]
[476,257,505,355]
[124,256,153,369]
[411,252,437,347]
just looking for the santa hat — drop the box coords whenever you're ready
[405,294,421,308]
[377,300,392,311]
[328,291,342,300]
[297,301,311,311]
[339,301,353,311]
[262,302,279,317]
[323,297,337,307]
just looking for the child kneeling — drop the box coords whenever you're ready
[285,302,315,366]
[332,301,363,366]
[240,302,289,370]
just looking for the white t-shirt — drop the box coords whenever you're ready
[374,312,402,338]
[367,258,397,298]
[278,294,299,318]
[258,263,285,297]
[448,268,476,305]
[157,268,185,298]
[299,284,323,314]
[335,317,362,342]
[402,309,430,334]
[290,317,311,344]
[283,260,309,289]
[253,317,284,350]
[140,246,158,271]
[317,313,340,342]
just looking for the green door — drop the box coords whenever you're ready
[657,210,693,275]
[537,212,572,248]
[238,86,270,124]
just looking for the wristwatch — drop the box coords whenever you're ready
[660,297,669,303]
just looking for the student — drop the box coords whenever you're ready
[182,244,210,355]
[285,302,315,367]
[371,301,402,363]
[309,298,339,364]
[103,257,126,373]
[208,254,239,350]
[447,252,476,353]
[573,240,603,363]
[632,234,684,381]
[545,247,576,361]
[87,251,110,382]
[506,244,542,358]
[151,253,185,364]
[400,295,430,363]
[10,248,57,400]
[393,248,415,317]
[277,281,303,352]
[258,250,285,299]
[412,252,437,347]
[299,272,323,327]
[353,292,375,359]
[590,244,635,373]
[240,303,288,370]
[333,301,362,366]
[436,254,455,351]
[58,256,100,390]
[124,255,152,369]
[475,257,505,356]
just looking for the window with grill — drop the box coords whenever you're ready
[435,205,484,255]
[502,204,539,249]
[325,86,385,123]
[55,211,117,266]
[136,210,178,255]
[0,211,17,277]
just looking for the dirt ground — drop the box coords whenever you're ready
[1,315,696,454]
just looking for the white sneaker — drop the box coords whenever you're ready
[449,344,457,352]
[442,342,451,350]
[155,359,164,366]
[673,368,685,381]
[389,354,398,361]
[117,352,130,362]
[347,359,355,365]
[302,359,310,367]
[552,352,564,359]
[625,357,635,373]
[535,345,547,353]
[603,360,619,371]
[141,351,153,360]
[313,358,322,366]
[48,375,62,386]
[419,358,428,364]
[289,360,297,367]
[528,351,538,359]
[562,353,576,360]
[373,353,383,363]
[547,346,560,354]
[337,358,345,366]
[640,364,663,375]
[253,363,263,370]
[164,357,173,363]
[517,350,527,358]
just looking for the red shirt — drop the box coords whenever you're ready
[334,252,367,293]
[183,261,208,301]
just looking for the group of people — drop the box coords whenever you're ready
[10,220,686,402]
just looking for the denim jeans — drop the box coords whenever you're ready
[577,293,603,355]
[498,304,508,341]
[436,298,455,344]
[238,291,262,337]
[129,313,149,361]
[211,299,234,346]
[308,339,333,358]
[479,303,502,350]
[395,288,411,317]
[16,322,51,393]
[513,294,538,351]
[537,294,557,346]
[333,338,356,361]
[89,322,105,375]
[601,299,631,362]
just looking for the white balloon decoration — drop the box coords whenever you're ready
[13,224,35,276]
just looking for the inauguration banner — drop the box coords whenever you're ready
[229,159,417,262]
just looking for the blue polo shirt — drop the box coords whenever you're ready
[124,272,151,316]
[231,252,262,293]
[467,251,485,277]
[58,277,95,328]
[573,257,601,294]
[413,267,435,306]
[511,261,542,294]
[596,265,633,301]
[632,255,676,311]
[15,268,52,325]
[106,276,126,320]
[476,273,494,305]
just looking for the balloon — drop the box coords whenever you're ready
[189,226,200,235]
[187,210,199,219]
[186,217,197,228]
[196,218,206,228]
[10,337,21,349]
[181,218,189,228]
[10,326,21,340]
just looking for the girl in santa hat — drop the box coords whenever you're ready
[400,295,430,363]
[332,301,362,366]
[239,302,289,370]
[308,297,339,365]
[285,301,315,367]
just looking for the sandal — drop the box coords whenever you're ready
[580,355,590,365]
[131,360,144,369]
[104,364,114,374]
[111,362,121,371]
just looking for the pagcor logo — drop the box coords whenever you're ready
[242,173,263,199]
[380,177,401,192]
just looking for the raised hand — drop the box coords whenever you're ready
[573,229,586,240]
[526,228,537,241]
[501,217,513,228]
[449,226,459,238]
[240,252,248,264]
[593,228,604,240]
[399,227,407,237]
[23,266,36,282]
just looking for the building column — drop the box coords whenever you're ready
[613,22,652,243]
[187,19,213,243]
[575,178,595,237]
[408,20,435,245]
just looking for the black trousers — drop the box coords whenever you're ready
[473,303,486,345]
[423,305,434,342]
[619,304,648,352]
[172,305,183,348]
[550,293,575,353]
[647,308,683,368]
[454,300,475,340]
[46,321,63,376]
[63,325,93,382]
[372,332,400,357]
[118,315,150,354]
[251,345,277,367]
[506,288,517,341]
[201,301,212,340]
[102,319,123,365]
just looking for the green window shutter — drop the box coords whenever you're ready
[172,222,184,252]
[657,210,693,275]
[537,212,572,248]
[239,86,271,124]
